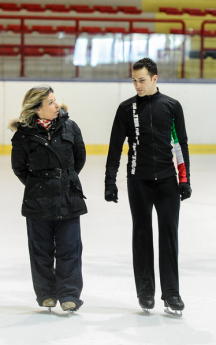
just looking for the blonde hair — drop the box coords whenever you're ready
[20,85,54,127]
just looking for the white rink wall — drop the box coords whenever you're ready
[0,80,216,145]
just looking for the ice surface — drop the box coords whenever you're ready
[0,154,215,345]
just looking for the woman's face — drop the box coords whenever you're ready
[36,92,59,120]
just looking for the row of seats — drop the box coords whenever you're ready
[0,24,154,35]
[189,50,216,59]
[2,24,216,36]
[170,28,216,36]
[160,7,216,16]
[0,3,142,14]
[0,45,73,57]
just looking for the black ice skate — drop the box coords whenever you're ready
[42,298,57,314]
[138,295,155,314]
[61,301,77,316]
[164,296,185,317]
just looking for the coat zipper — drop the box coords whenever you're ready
[149,97,157,180]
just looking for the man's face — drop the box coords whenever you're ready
[132,67,157,97]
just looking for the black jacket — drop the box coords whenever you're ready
[105,89,190,184]
[10,107,87,220]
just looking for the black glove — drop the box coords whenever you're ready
[105,184,118,203]
[178,183,192,201]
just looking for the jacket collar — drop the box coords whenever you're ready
[136,87,160,104]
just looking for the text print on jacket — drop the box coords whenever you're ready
[9,106,87,220]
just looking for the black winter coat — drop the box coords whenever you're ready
[10,107,87,220]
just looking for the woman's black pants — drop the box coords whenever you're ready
[127,176,180,300]
[26,216,83,308]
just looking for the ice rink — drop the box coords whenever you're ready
[0,154,215,345]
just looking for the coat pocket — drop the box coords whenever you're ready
[70,171,86,199]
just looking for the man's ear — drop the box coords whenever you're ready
[153,75,158,83]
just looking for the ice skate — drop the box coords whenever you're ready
[164,296,184,317]
[138,295,155,314]
[61,301,76,316]
[42,298,57,314]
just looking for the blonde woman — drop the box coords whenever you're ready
[9,85,87,313]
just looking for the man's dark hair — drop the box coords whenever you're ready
[132,58,158,77]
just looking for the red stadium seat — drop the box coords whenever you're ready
[81,26,104,34]
[5,24,32,34]
[170,28,212,35]
[21,4,45,12]
[159,7,183,15]
[105,27,127,33]
[45,4,71,13]
[69,5,94,13]
[131,28,154,34]
[24,47,44,57]
[0,46,20,56]
[117,6,142,14]
[0,3,20,11]
[32,26,57,34]
[44,47,66,57]
[57,26,76,34]
[182,8,206,16]
[205,8,216,16]
[93,6,118,14]
[0,25,5,31]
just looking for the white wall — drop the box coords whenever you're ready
[1,80,216,145]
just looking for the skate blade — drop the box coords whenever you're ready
[47,307,53,314]
[142,308,151,315]
[164,307,182,317]
[66,309,75,317]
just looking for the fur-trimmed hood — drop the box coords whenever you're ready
[8,104,68,132]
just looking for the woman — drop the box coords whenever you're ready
[9,85,87,313]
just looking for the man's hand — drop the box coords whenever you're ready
[178,183,192,201]
[105,184,118,203]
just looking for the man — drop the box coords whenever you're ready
[104,57,191,315]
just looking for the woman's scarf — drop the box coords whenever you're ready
[37,119,52,130]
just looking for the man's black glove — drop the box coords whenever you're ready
[105,184,118,203]
[178,183,192,201]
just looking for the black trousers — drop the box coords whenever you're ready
[26,217,83,308]
[127,176,180,300]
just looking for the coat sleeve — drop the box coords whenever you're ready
[73,122,86,175]
[105,105,127,185]
[172,101,190,184]
[11,133,28,185]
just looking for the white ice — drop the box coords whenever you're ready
[0,154,216,345]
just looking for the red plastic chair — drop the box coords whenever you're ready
[159,7,183,15]
[93,6,118,14]
[5,24,32,33]
[182,8,206,16]
[205,8,216,16]
[69,5,94,13]
[32,26,57,34]
[44,47,66,57]
[0,46,20,56]
[57,26,76,34]
[45,4,71,13]
[131,28,153,34]
[117,6,142,14]
[81,26,104,34]
[0,3,20,11]
[24,47,44,57]
[105,27,127,33]
[21,4,45,12]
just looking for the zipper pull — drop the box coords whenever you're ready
[48,132,51,140]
